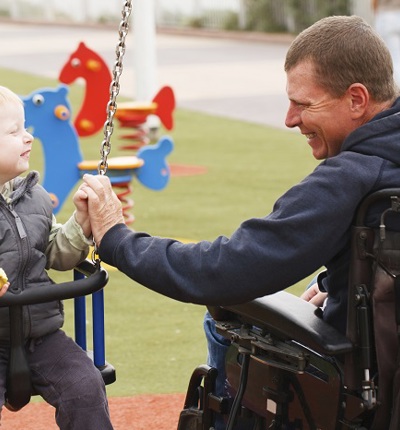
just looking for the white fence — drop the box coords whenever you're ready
[0,0,373,27]
[0,0,241,24]
[0,0,122,23]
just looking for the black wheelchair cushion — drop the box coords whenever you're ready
[223,291,353,356]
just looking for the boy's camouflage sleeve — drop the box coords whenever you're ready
[45,213,92,270]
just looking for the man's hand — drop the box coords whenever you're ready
[301,282,328,307]
[80,174,125,246]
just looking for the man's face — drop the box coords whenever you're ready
[0,102,33,187]
[285,61,355,160]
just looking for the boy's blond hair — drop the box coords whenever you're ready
[0,86,23,106]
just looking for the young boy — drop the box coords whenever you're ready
[0,85,113,429]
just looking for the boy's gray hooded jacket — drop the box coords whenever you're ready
[0,173,88,340]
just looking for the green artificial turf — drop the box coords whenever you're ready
[0,67,320,397]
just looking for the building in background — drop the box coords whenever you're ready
[0,0,373,30]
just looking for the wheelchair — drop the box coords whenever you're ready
[178,189,400,430]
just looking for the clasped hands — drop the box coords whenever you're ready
[75,174,126,247]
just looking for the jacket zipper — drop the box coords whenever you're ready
[9,208,27,239]
[7,203,31,337]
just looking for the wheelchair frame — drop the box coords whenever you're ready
[178,189,400,430]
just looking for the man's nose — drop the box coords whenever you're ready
[285,104,301,129]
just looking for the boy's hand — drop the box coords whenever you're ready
[0,282,9,298]
[73,187,91,238]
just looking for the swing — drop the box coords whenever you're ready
[0,0,132,412]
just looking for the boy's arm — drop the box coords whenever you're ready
[46,214,92,271]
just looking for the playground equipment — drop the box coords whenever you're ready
[77,135,174,222]
[178,189,400,429]
[1,261,111,411]
[22,85,83,212]
[59,41,111,137]
[22,84,174,218]
[116,85,176,149]
[3,0,134,412]
[58,40,176,151]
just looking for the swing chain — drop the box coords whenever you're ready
[93,0,132,264]
[98,0,133,175]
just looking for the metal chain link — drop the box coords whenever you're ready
[98,0,133,175]
[92,0,132,264]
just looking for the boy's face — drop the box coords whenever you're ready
[0,102,33,187]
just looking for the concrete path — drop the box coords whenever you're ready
[0,21,292,129]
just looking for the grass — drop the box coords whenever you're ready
[0,67,320,397]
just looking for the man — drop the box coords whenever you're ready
[80,16,400,414]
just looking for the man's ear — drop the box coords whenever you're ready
[347,83,369,119]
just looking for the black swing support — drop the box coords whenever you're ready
[0,260,109,411]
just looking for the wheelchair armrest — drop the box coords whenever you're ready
[0,260,108,307]
[223,291,353,356]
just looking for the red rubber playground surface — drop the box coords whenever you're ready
[2,393,186,429]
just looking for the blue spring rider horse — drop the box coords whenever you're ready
[22,84,174,214]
